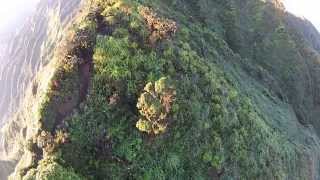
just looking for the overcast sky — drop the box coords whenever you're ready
[283,0,320,32]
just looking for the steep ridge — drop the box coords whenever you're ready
[3,0,320,179]
[285,13,320,52]
[220,0,320,137]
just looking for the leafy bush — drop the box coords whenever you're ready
[36,130,68,154]
[136,77,176,134]
[28,157,82,180]
[138,6,177,45]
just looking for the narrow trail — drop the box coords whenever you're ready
[79,60,92,103]
[53,10,109,131]
[54,58,93,130]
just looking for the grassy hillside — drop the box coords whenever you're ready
[9,0,320,179]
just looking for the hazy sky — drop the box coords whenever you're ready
[0,0,318,32]
[283,0,320,32]
[0,0,39,32]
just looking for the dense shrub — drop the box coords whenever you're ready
[36,130,68,154]
[22,156,82,180]
[136,77,176,134]
[139,6,177,45]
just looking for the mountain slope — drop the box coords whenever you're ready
[3,0,320,179]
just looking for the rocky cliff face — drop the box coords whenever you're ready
[0,0,82,126]
[0,0,82,179]
[2,0,320,179]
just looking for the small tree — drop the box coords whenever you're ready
[136,77,176,135]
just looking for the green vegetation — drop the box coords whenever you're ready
[136,77,176,134]
[22,156,83,180]
[13,0,320,179]
[57,1,296,179]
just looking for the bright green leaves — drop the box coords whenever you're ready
[93,34,168,96]
[94,36,131,80]
[202,151,224,170]
[136,77,176,134]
